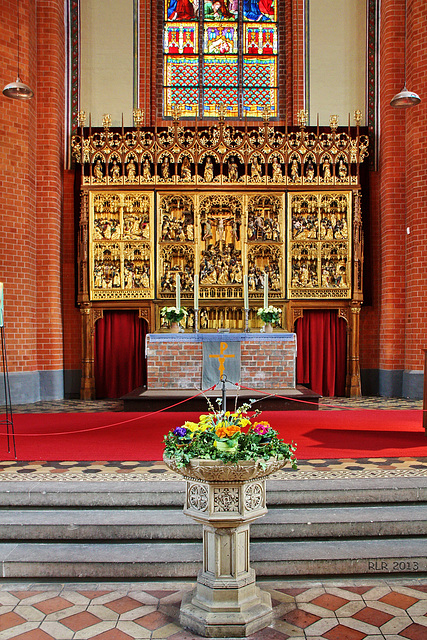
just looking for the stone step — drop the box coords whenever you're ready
[0,504,426,540]
[0,538,425,579]
[0,476,426,507]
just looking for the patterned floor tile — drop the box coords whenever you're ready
[59,610,103,631]
[282,607,321,628]
[398,623,427,640]
[310,593,351,611]
[379,592,420,611]
[0,611,27,630]
[103,596,147,615]
[7,630,56,640]
[32,596,74,615]
[321,623,368,640]
[352,605,394,627]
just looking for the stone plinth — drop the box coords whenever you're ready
[164,457,287,638]
[146,333,297,390]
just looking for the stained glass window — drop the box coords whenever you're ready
[164,0,278,118]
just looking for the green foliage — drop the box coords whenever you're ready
[163,406,297,470]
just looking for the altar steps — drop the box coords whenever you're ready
[0,476,425,580]
[122,384,320,412]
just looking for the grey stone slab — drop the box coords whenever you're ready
[0,481,186,507]
[1,542,202,578]
[0,505,426,541]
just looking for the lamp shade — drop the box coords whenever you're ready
[390,85,421,108]
[2,76,34,100]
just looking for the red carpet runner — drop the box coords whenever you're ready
[1,410,426,461]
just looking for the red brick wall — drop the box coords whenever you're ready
[146,336,297,390]
[404,0,427,372]
[377,0,406,373]
[35,0,65,374]
[0,0,71,395]
[0,0,37,374]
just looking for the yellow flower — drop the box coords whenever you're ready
[183,421,200,432]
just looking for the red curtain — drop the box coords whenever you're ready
[94,311,147,399]
[296,310,347,397]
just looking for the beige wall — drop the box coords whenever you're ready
[307,0,367,125]
[80,0,135,127]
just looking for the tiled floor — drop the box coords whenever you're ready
[0,581,426,639]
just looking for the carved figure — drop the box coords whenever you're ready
[204,157,214,182]
[161,156,170,179]
[93,159,103,180]
[143,158,151,180]
[110,159,121,181]
[251,156,262,181]
[338,159,347,180]
[290,158,299,181]
[181,156,192,180]
[305,160,315,182]
[272,156,282,182]
[322,157,331,181]
[126,159,136,180]
[228,158,238,182]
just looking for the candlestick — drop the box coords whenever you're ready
[243,275,249,310]
[194,274,199,310]
[263,271,268,308]
[176,273,181,309]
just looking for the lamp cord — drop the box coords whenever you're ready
[17,0,20,78]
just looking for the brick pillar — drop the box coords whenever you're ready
[377,0,407,396]
[0,0,37,402]
[35,0,65,399]
[403,0,426,397]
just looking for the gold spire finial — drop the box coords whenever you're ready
[330,115,339,131]
[78,110,86,127]
[133,108,144,128]
[297,109,308,128]
[102,113,112,130]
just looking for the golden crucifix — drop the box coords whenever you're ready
[209,342,235,379]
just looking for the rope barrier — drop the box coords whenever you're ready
[0,382,424,440]
[0,385,217,438]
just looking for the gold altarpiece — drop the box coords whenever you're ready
[72,110,367,399]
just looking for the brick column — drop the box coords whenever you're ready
[0,0,37,402]
[377,0,407,395]
[35,0,65,399]
[403,0,427,397]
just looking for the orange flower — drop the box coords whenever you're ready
[216,423,241,439]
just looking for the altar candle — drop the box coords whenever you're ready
[263,272,268,308]
[243,275,249,310]
[194,273,199,310]
[176,273,181,309]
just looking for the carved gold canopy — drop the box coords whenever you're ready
[73,113,366,331]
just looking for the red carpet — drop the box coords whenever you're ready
[0,410,426,461]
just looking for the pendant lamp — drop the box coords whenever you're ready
[3,0,34,100]
[390,0,420,108]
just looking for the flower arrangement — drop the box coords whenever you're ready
[257,305,281,325]
[160,306,188,323]
[163,401,297,469]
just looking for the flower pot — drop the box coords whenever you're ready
[215,440,238,455]
[264,322,273,333]
[170,321,179,333]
